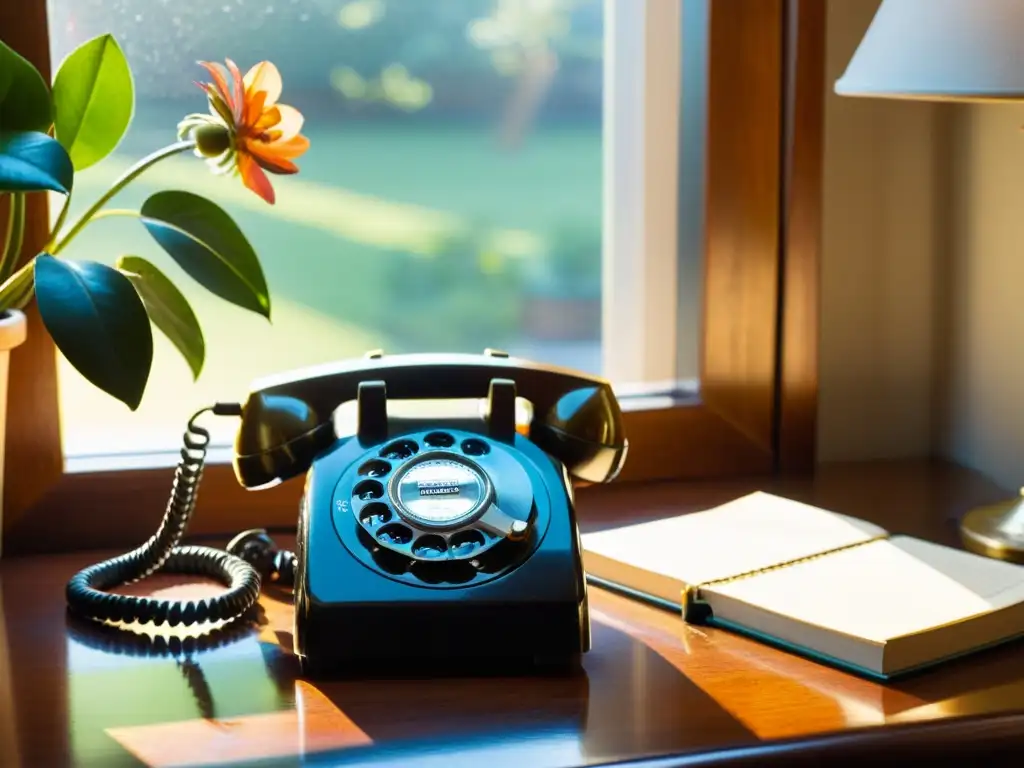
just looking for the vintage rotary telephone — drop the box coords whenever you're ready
[65,350,627,675]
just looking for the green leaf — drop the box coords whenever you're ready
[52,34,133,171]
[0,132,74,194]
[140,191,271,318]
[0,39,51,133]
[116,255,205,380]
[34,254,153,410]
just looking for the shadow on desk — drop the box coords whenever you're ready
[613,711,1024,768]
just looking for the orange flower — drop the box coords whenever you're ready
[177,59,309,204]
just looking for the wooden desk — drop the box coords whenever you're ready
[3,460,1024,767]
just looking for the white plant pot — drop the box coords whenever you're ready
[0,309,27,559]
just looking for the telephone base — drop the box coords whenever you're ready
[294,594,589,678]
[296,652,584,680]
[292,418,593,679]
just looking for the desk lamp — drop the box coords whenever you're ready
[835,0,1024,562]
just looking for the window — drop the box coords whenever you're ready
[0,0,823,552]
[49,0,611,457]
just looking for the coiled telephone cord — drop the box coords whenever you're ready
[65,404,295,629]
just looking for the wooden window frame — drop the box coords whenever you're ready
[0,0,824,554]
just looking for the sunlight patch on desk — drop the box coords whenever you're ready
[588,592,900,740]
[105,681,371,768]
[888,679,1024,724]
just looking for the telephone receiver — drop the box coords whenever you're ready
[65,350,628,676]
[233,349,627,490]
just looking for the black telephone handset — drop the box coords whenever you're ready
[233,349,626,488]
[66,350,627,674]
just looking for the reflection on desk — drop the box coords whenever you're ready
[58,585,757,768]
[15,575,1021,768]
[6,462,1024,767]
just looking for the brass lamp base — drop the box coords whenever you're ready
[961,489,1024,564]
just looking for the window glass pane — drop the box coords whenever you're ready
[46,0,605,455]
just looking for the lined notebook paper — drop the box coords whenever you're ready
[582,492,1024,679]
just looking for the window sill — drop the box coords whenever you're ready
[574,457,1010,546]
[62,383,702,476]
[5,457,1009,559]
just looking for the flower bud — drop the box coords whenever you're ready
[194,123,232,157]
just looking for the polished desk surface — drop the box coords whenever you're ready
[3,460,1024,767]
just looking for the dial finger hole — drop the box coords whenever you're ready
[461,438,490,456]
[380,439,418,460]
[377,523,412,546]
[412,534,447,559]
[358,459,391,477]
[449,529,486,558]
[359,502,391,527]
[353,479,384,500]
[373,547,411,575]
[424,431,455,448]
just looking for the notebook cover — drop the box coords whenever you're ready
[585,573,1024,682]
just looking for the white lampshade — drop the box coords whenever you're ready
[836,0,1024,101]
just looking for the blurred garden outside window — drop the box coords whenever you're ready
[44,0,702,460]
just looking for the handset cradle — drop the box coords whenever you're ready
[64,351,628,675]
[233,351,627,489]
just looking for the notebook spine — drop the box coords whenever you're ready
[683,534,888,623]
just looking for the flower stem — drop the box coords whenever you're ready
[47,192,73,249]
[88,208,143,223]
[0,193,26,283]
[0,260,35,312]
[51,140,195,255]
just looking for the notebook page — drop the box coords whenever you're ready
[707,535,1024,643]
[581,492,887,588]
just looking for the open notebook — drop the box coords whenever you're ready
[581,492,1024,680]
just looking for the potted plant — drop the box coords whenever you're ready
[0,34,309,553]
